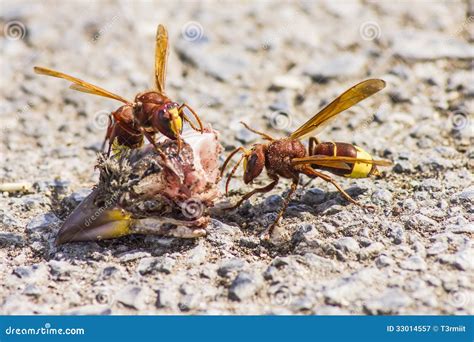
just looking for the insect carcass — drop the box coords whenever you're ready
[56,128,222,245]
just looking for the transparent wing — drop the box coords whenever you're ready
[290,79,386,140]
[292,155,393,167]
[34,66,131,104]
[154,24,169,93]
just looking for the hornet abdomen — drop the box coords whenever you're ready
[312,142,377,178]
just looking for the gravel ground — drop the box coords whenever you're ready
[0,0,473,315]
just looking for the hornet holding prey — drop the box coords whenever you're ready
[35,24,203,156]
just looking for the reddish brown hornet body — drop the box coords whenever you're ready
[222,80,392,238]
[307,140,381,178]
[34,25,203,156]
[104,91,201,155]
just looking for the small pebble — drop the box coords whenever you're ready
[371,188,393,205]
[137,257,176,276]
[217,258,245,277]
[375,255,394,268]
[116,286,148,310]
[400,255,427,271]
[333,237,360,254]
[229,272,262,301]
[302,188,327,205]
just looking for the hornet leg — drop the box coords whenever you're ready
[179,103,204,133]
[225,175,279,211]
[260,177,299,240]
[300,166,360,206]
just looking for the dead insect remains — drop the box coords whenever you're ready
[56,129,222,245]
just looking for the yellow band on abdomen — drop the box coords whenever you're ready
[348,146,372,178]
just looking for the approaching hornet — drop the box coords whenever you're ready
[34,24,203,156]
[221,79,392,238]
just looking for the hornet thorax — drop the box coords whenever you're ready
[264,138,306,179]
